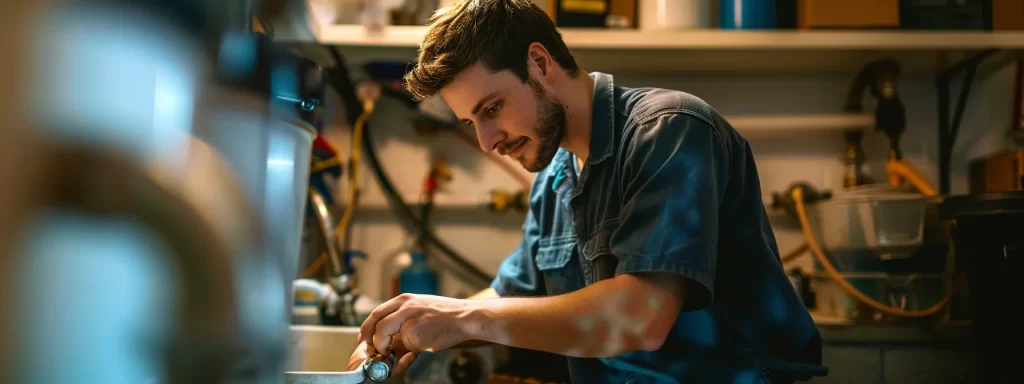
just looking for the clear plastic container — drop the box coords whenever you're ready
[807,188,929,259]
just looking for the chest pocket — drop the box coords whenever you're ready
[536,236,583,295]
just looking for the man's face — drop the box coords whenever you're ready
[440,62,566,172]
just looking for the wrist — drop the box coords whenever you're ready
[460,299,496,343]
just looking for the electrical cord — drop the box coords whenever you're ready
[325,46,494,287]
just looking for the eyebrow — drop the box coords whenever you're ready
[470,91,501,117]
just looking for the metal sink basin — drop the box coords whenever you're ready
[287,325,374,384]
[288,326,361,371]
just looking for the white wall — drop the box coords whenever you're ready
[321,63,1019,303]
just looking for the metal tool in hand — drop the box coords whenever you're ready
[286,352,396,384]
[361,352,396,382]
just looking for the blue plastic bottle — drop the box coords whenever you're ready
[398,250,438,295]
[719,0,779,30]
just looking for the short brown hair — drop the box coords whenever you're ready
[403,0,580,100]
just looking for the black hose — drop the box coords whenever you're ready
[361,127,493,286]
[324,46,494,287]
[417,197,434,248]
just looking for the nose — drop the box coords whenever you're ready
[475,124,506,153]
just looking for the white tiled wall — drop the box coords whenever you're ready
[322,64,1019,302]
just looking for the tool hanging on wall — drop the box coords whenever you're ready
[487,189,530,213]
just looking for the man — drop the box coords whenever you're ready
[348,1,827,382]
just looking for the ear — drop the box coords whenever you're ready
[526,42,554,80]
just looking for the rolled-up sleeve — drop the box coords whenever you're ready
[610,112,729,310]
[490,209,545,297]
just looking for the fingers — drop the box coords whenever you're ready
[392,350,418,376]
[359,294,412,344]
[389,335,407,354]
[363,340,377,357]
[372,309,412,352]
[347,341,371,371]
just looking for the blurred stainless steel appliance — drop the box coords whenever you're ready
[939,191,1024,384]
[5,0,324,383]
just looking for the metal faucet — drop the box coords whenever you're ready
[308,188,361,326]
[309,189,348,279]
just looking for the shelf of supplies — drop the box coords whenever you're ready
[727,113,874,137]
[315,25,1024,50]
[293,25,1024,73]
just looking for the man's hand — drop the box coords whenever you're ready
[359,293,479,355]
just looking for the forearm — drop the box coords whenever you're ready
[467,287,498,300]
[448,288,499,348]
[466,273,683,358]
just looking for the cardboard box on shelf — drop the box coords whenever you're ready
[536,0,637,28]
[993,0,1024,30]
[798,0,900,29]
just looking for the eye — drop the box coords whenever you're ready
[485,101,502,117]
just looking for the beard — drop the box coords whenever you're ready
[520,77,567,172]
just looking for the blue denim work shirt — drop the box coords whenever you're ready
[490,73,827,383]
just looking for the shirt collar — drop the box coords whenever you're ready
[587,72,616,165]
[550,72,617,194]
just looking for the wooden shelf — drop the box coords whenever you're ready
[728,113,873,137]
[285,25,1024,73]
[316,25,1024,50]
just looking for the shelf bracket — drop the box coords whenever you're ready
[935,49,999,195]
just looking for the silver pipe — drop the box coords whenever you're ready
[309,188,346,278]
[27,140,258,383]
